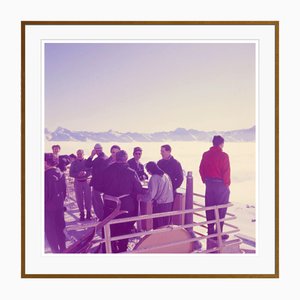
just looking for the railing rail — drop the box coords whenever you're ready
[63,171,254,254]
[99,200,238,253]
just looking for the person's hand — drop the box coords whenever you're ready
[78,171,86,177]
[91,149,96,157]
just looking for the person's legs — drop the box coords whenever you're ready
[55,210,66,252]
[92,189,104,220]
[83,182,92,219]
[216,183,230,232]
[45,212,60,253]
[114,219,136,253]
[102,203,120,253]
[205,182,216,235]
[153,202,173,229]
[74,181,85,220]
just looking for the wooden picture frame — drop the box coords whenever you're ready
[21,21,279,278]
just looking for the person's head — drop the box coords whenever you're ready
[146,161,164,176]
[116,150,128,163]
[110,145,121,160]
[133,147,142,161]
[94,143,103,155]
[69,153,76,162]
[212,135,225,148]
[44,153,58,170]
[52,144,61,155]
[160,144,172,160]
[76,149,84,160]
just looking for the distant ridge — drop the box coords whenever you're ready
[45,126,255,142]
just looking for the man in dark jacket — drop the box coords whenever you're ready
[157,144,184,196]
[199,135,231,239]
[44,153,66,253]
[102,150,143,253]
[85,143,108,220]
[127,146,149,181]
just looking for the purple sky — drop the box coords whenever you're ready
[45,43,255,133]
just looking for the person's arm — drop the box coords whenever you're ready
[85,156,94,168]
[61,174,67,199]
[173,161,184,189]
[222,154,231,187]
[141,164,149,180]
[84,167,92,178]
[199,153,206,184]
[133,172,144,195]
[85,149,97,168]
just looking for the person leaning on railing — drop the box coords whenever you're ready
[141,161,174,229]
[199,135,231,240]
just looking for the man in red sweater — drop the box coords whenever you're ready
[199,135,231,240]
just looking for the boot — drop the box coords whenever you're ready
[86,211,92,220]
[79,212,85,221]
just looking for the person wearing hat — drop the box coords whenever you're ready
[85,143,108,221]
[44,153,66,253]
[127,147,149,181]
[199,135,231,240]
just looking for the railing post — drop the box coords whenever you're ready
[214,206,223,252]
[104,223,112,253]
[185,171,193,231]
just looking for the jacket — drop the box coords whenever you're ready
[57,155,70,172]
[69,159,91,180]
[142,174,173,204]
[102,162,143,213]
[85,152,108,191]
[127,158,149,181]
[199,146,231,186]
[157,156,184,190]
[45,167,66,212]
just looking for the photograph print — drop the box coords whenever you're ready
[44,41,256,255]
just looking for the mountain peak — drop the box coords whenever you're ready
[45,126,255,142]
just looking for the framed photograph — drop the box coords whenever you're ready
[21,21,279,278]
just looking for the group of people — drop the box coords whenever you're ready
[44,135,231,253]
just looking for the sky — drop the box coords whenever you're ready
[45,42,255,133]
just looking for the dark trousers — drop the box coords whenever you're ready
[45,210,66,253]
[153,202,173,229]
[92,188,104,220]
[205,180,230,235]
[102,202,137,253]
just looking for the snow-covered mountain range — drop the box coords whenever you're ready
[45,126,255,142]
